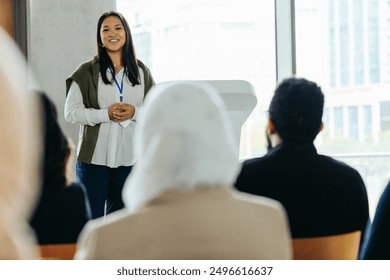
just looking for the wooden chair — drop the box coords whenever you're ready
[292,231,361,260]
[39,243,77,260]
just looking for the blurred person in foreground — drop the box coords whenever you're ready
[30,93,91,245]
[235,77,369,259]
[0,27,41,259]
[75,81,292,260]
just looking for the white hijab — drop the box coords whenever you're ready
[123,81,241,212]
[0,28,41,259]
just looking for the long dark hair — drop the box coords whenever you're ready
[39,92,71,189]
[97,11,140,86]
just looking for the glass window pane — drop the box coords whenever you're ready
[333,107,344,138]
[380,101,390,130]
[363,105,372,137]
[117,0,276,159]
[295,0,390,214]
[348,106,358,140]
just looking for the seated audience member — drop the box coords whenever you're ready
[0,27,41,259]
[235,77,369,259]
[30,93,92,244]
[361,181,390,259]
[75,81,292,260]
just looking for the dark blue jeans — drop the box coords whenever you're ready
[76,161,133,219]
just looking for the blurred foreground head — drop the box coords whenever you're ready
[123,81,240,212]
[0,28,41,259]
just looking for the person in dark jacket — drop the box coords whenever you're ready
[361,181,390,259]
[235,77,369,258]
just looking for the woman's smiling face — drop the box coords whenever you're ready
[100,16,126,54]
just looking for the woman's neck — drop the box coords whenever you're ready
[108,52,123,68]
[108,53,123,74]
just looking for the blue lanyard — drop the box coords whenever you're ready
[110,68,125,102]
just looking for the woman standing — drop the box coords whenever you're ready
[65,11,155,219]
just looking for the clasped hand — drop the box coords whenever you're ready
[108,103,135,122]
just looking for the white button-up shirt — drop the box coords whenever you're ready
[64,67,145,168]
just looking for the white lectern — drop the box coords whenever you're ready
[201,80,257,156]
[158,80,257,157]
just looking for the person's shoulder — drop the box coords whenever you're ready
[235,155,270,184]
[69,56,99,80]
[66,57,99,95]
[76,57,98,72]
[137,59,153,73]
[137,59,146,68]
[231,189,290,232]
[48,183,87,213]
[242,156,266,166]
[318,154,363,178]
[90,209,131,230]
[317,154,367,197]
[75,209,139,259]
[241,152,277,173]
[232,188,283,210]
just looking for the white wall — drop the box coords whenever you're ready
[28,0,115,142]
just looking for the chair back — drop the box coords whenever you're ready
[39,243,76,260]
[292,231,361,260]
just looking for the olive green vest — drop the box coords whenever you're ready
[65,56,155,163]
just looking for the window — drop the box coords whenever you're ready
[353,0,364,85]
[380,101,390,130]
[363,105,372,137]
[118,0,390,215]
[333,107,344,138]
[295,0,390,215]
[117,0,276,159]
[348,106,358,139]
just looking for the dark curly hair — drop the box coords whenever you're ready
[97,11,140,86]
[268,77,324,142]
